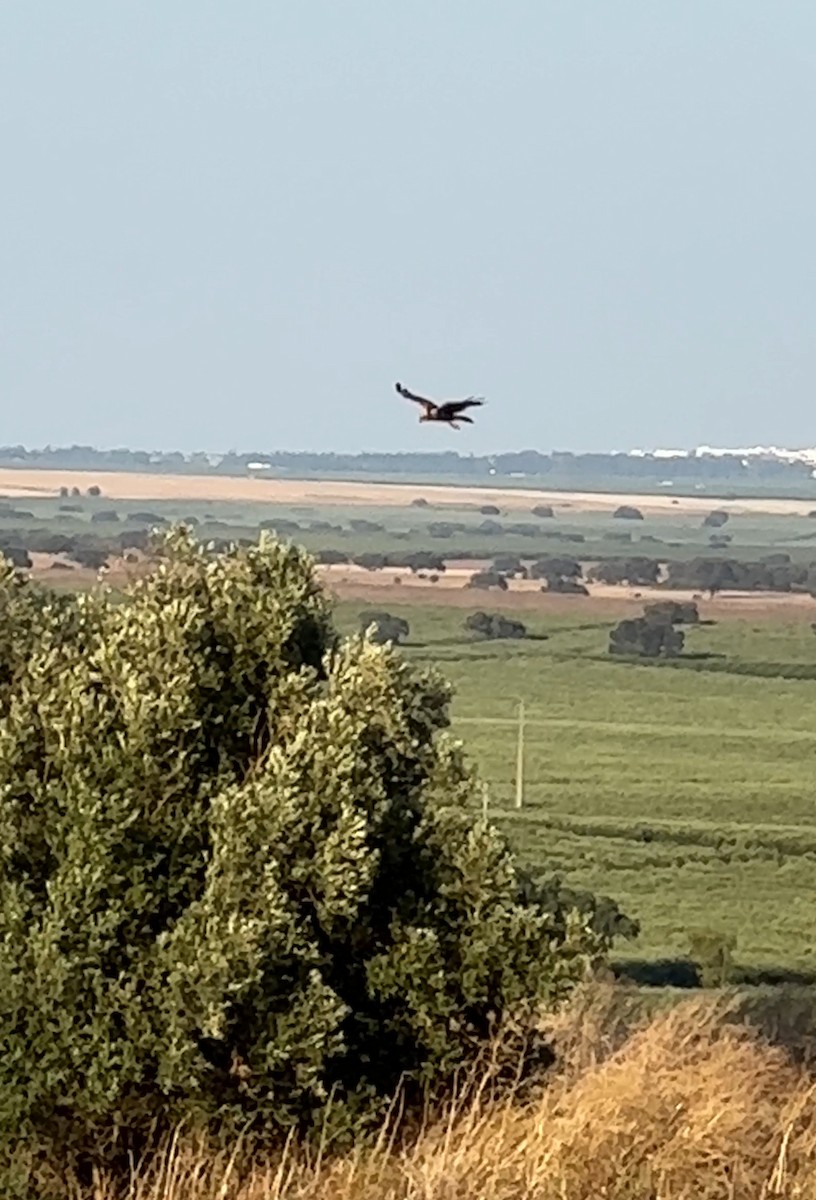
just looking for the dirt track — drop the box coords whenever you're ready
[1,467,816,517]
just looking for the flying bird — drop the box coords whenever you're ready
[395,382,485,429]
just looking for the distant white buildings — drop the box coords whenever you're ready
[631,444,816,471]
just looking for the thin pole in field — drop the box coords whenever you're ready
[514,700,525,810]
[481,783,489,822]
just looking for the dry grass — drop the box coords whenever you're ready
[1,467,813,516]
[63,990,816,1200]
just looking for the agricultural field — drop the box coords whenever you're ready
[3,470,816,981]
[336,600,816,981]
[8,467,816,582]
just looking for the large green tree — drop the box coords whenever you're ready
[0,531,616,1193]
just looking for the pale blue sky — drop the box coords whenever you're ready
[2,3,815,454]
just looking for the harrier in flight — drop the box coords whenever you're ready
[395,382,485,429]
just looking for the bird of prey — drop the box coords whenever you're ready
[395,382,485,429]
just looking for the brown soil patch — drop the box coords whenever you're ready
[2,467,816,516]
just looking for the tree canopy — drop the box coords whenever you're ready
[0,530,614,1193]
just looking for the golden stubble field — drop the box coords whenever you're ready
[2,466,816,517]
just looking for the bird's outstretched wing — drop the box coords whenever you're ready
[395,381,435,407]
[436,397,485,419]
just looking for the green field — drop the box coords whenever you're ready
[5,489,816,980]
[336,601,816,980]
[6,489,816,564]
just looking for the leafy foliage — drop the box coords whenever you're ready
[643,600,700,625]
[467,571,509,591]
[464,611,528,640]
[358,609,410,643]
[609,615,685,658]
[0,532,604,1192]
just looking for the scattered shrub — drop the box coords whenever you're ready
[129,511,168,525]
[479,504,500,516]
[349,518,385,534]
[609,616,684,658]
[531,504,554,518]
[316,548,350,565]
[588,558,660,587]
[87,484,102,497]
[353,552,387,571]
[90,509,120,523]
[613,505,644,520]
[477,519,504,536]
[643,600,699,625]
[702,510,729,528]
[529,557,582,582]
[68,546,109,570]
[465,611,528,639]
[491,554,527,578]
[544,578,589,595]
[358,610,410,644]
[466,571,508,591]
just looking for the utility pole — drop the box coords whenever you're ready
[514,700,525,810]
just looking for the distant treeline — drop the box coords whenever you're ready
[1,444,815,487]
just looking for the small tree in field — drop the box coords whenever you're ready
[0,531,611,1194]
[358,609,410,644]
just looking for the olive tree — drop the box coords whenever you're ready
[0,531,609,1193]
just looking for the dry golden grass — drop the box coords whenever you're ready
[64,990,816,1200]
[1,466,813,516]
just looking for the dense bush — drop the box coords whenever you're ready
[348,518,385,533]
[90,509,119,523]
[531,504,554,518]
[87,484,102,497]
[477,519,504,535]
[529,557,582,582]
[613,505,644,520]
[543,578,589,595]
[316,548,350,565]
[68,545,110,570]
[588,558,660,586]
[506,522,541,538]
[467,571,508,591]
[665,557,810,595]
[609,615,685,658]
[702,509,729,528]
[402,550,446,573]
[259,518,301,535]
[129,510,168,525]
[358,610,410,644]
[479,504,500,516]
[464,611,528,639]
[643,600,699,625]
[353,551,387,570]
[530,557,585,593]
[428,521,467,538]
[491,554,527,578]
[0,531,606,1193]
